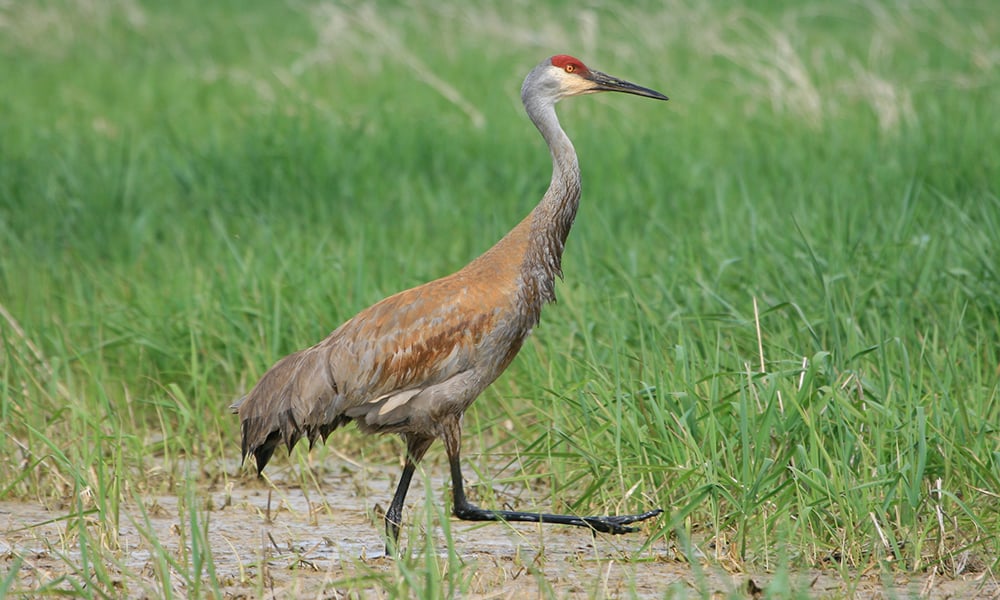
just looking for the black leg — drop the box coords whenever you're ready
[441,417,662,534]
[384,434,433,554]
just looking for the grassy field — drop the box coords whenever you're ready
[1,0,998,597]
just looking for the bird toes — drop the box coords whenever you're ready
[582,518,638,535]
[583,508,663,534]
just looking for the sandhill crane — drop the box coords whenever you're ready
[233,54,668,550]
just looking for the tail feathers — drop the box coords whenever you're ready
[235,346,345,474]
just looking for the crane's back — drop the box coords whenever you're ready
[323,219,541,429]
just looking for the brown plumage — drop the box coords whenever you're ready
[233,54,668,550]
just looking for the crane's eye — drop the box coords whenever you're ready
[565,64,576,73]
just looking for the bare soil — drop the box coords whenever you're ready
[1,462,996,599]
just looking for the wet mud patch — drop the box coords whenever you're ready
[1,463,996,598]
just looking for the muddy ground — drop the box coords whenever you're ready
[2,462,997,599]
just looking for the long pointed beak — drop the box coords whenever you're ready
[588,69,669,101]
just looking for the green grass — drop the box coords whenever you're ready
[1,0,998,597]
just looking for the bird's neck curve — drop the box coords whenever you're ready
[521,97,582,309]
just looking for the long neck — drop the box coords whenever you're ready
[521,97,581,307]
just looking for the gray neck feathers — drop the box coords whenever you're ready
[520,91,582,314]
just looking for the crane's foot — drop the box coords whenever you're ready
[580,509,664,535]
[453,502,663,535]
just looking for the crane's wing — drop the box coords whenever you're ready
[326,271,521,423]
[234,267,525,473]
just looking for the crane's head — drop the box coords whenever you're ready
[522,55,669,105]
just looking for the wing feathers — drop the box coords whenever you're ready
[236,346,343,473]
[377,389,423,416]
[236,261,528,473]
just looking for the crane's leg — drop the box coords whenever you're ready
[441,417,662,534]
[384,433,434,554]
